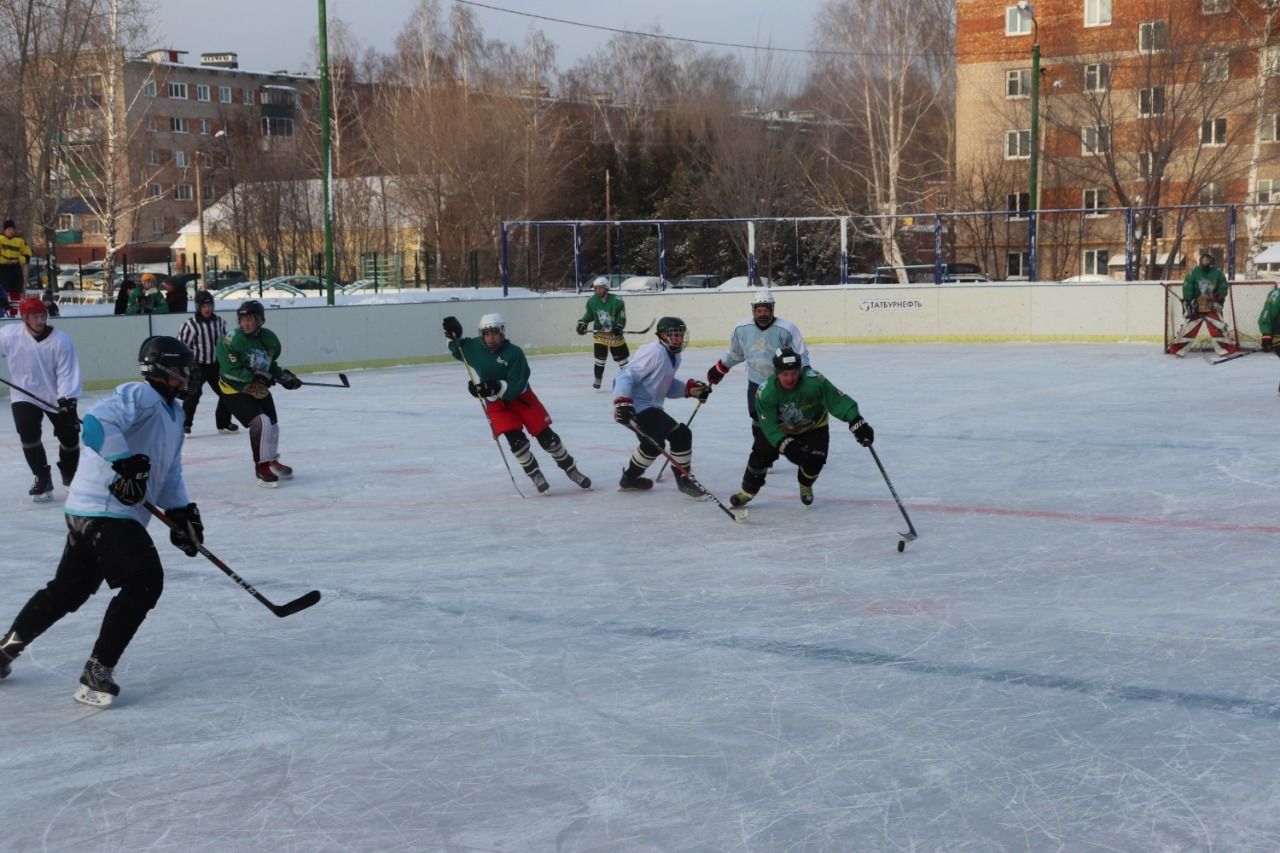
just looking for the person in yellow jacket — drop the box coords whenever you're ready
[0,219,32,317]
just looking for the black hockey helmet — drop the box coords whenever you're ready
[138,335,199,398]
[194,289,215,306]
[237,299,265,321]
[773,347,802,373]
[656,316,688,353]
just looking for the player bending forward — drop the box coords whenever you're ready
[444,313,591,493]
[612,316,713,498]
[732,347,874,507]
[0,336,205,707]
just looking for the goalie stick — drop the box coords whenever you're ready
[624,420,747,523]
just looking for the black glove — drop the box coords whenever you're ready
[443,316,463,340]
[278,369,302,390]
[576,320,588,336]
[850,417,874,447]
[684,379,712,401]
[1184,299,1198,319]
[1263,335,1274,352]
[167,503,204,557]
[613,396,636,425]
[57,397,77,418]
[108,454,150,506]
[468,379,501,399]
[706,361,728,385]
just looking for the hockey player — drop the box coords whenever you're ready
[576,276,629,389]
[1169,252,1235,356]
[1258,286,1280,391]
[612,316,713,498]
[444,313,591,493]
[0,336,205,707]
[177,290,236,435]
[732,347,874,507]
[215,299,302,487]
[0,295,82,500]
[704,288,809,417]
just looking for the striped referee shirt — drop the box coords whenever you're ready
[178,313,228,365]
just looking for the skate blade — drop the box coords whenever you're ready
[73,685,114,707]
[680,491,710,502]
[31,492,54,503]
[273,471,294,480]
[255,479,279,489]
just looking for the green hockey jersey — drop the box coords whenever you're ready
[448,336,531,401]
[755,368,862,448]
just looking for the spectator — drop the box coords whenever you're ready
[113,279,135,315]
[0,219,32,317]
[41,289,60,317]
[162,276,188,314]
[126,273,169,315]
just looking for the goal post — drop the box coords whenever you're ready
[1164,279,1277,353]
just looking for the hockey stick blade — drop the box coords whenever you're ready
[272,589,322,617]
[867,446,918,550]
[626,420,745,523]
[297,377,350,387]
[1211,350,1256,365]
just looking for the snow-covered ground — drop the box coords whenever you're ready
[3,343,1280,851]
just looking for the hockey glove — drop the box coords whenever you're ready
[468,379,501,399]
[849,417,875,447]
[108,454,151,506]
[278,369,302,390]
[706,361,729,385]
[167,503,204,557]
[684,379,712,401]
[613,396,636,426]
[244,376,271,399]
[442,315,463,340]
[576,320,588,336]
[1264,335,1274,352]
[57,397,77,418]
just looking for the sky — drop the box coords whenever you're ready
[151,0,825,77]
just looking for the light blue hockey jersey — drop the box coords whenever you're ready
[65,381,189,526]
[720,317,810,386]
[612,340,685,413]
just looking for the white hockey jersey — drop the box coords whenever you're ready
[0,322,82,410]
[720,317,810,386]
[612,340,686,413]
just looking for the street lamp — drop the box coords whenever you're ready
[1018,0,1040,281]
[193,129,227,291]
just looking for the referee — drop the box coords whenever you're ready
[176,290,237,435]
[0,219,31,317]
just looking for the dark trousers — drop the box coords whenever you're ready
[182,362,232,430]
[0,264,21,313]
[12,401,80,481]
[624,407,693,477]
[593,341,630,382]
[742,425,830,494]
[9,515,164,668]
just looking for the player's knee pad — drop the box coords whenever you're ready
[120,565,164,612]
[535,429,561,453]
[504,430,530,455]
[668,424,692,454]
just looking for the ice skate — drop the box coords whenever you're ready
[619,469,654,491]
[799,483,814,506]
[28,466,53,502]
[730,490,756,508]
[592,380,601,390]
[218,423,239,434]
[269,459,294,480]
[530,469,550,494]
[57,461,75,487]
[563,464,591,489]
[675,475,708,501]
[255,462,279,488]
[183,425,192,435]
[73,658,119,707]
[0,630,24,679]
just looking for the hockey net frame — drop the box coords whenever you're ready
[1163,279,1277,354]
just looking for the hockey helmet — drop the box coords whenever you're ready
[18,295,46,317]
[194,289,215,306]
[237,299,265,321]
[656,316,688,353]
[138,335,198,398]
[773,347,802,373]
[478,312,506,334]
[591,276,610,292]
[750,288,776,309]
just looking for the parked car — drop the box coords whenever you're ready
[584,272,635,289]
[618,275,664,292]
[214,281,309,300]
[264,275,329,292]
[57,262,105,290]
[714,276,773,292]
[873,264,991,283]
[207,269,250,288]
[671,274,722,289]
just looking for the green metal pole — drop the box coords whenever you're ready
[1028,37,1040,282]
[318,0,335,305]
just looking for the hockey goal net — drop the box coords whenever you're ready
[1164,279,1277,353]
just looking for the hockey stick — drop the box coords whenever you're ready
[452,338,526,498]
[866,445,918,552]
[0,375,63,410]
[295,372,350,388]
[1211,350,1258,365]
[144,502,321,617]
[625,419,747,523]
[654,399,704,483]
[623,318,655,336]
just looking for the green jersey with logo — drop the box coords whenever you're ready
[217,327,283,392]
[755,368,862,448]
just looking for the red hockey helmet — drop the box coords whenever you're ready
[18,296,45,317]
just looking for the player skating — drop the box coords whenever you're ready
[444,312,592,494]
[0,295,82,500]
[576,276,630,389]
[731,347,874,507]
[612,316,713,497]
[215,299,302,487]
[177,289,237,435]
[1258,286,1280,391]
[0,336,204,707]
[705,288,809,414]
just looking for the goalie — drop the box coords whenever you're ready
[1169,251,1237,356]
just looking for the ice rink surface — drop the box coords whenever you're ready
[4,342,1280,852]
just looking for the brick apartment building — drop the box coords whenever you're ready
[956,0,1280,281]
[53,49,318,270]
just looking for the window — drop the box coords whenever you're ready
[196,84,210,102]
[1258,178,1278,203]
[1202,52,1229,82]
[151,217,165,235]
[1006,5,1033,35]
[261,116,295,137]
[1138,151,1155,179]
[199,118,211,135]
[1007,191,1030,219]
[142,80,157,97]
[170,116,189,133]
[1007,251,1030,278]
[1085,0,1111,26]
[1083,249,1109,275]
[243,86,254,105]
[174,150,188,167]
[219,85,231,103]
[147,149,160,166]
[84,217,103,236]
[1006,68,1032,98]
[198,151,213,168]
[204,183,215,200]
[1139,86,1165,116]
[1202,0,1227,11]
[1265,46,1280,77]
[1201,117,1227,145]
[1264,114,1280,143]
[144,114,158,131]
[173,183,193,201]
[1139,20,1168,53]
[1005,129,1032,159]
[1084,63,1110,92]
[149,183,162,197]
[1200,182,1224,205]
[1083,187,1108,214]
[168,82,187,99]
[1082,124,1111,155]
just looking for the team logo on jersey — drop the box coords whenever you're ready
[778,400,815,432]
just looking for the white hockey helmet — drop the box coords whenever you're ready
[478,312,506,334]
[750,288,776,309]
[591,276,610,291]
